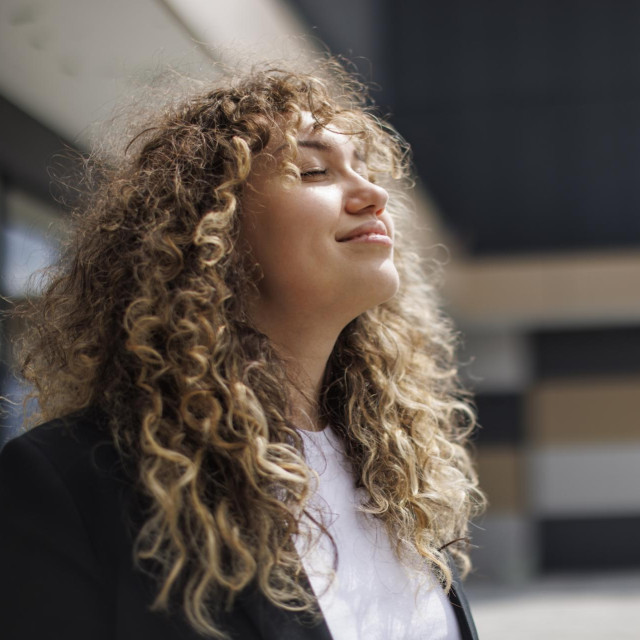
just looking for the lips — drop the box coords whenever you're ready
[337,220,390,242]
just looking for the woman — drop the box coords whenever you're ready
[0,60,484,639]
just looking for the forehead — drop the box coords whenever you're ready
[251,113,368,178]
[297,112,363,149]
[268,113,367,165]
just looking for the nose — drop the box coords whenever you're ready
[345,174,389,216]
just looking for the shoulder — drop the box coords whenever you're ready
[0,409,132,639]
[3,407,116,464]
[1,407,130,496]
[0,407,138,571]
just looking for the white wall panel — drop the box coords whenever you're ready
[530,444,640,516]
[460,331,532,393]
[469,514,535,582]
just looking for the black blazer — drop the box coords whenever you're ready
[0,411,479,639]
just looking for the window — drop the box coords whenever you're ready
[0,187,65,446]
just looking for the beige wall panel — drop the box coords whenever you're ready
[446,252,640,329]
[529,376,640,445]
[475,446,523,514]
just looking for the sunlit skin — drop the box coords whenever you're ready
[240,114,400,427]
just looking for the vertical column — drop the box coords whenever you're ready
[461,330,536,582]
[528,328,640,571]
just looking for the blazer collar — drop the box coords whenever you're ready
[236,579,333,640]
[235,559,477,640]
[448,560,479,640]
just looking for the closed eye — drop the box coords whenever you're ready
[300,169,328,178]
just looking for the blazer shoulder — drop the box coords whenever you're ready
[8,406,113,455]
[0,409,123,640]
[1,407,138,563]
[2,408,128,489]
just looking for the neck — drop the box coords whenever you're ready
[251,305,345,432]
[284,349,330,432]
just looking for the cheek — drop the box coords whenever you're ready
[264,191,337,249]
[241,184,344,288]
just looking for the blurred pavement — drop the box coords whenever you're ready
[466,572,640,639]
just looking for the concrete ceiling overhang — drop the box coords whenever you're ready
[2,0,639,330]
[0,0,309,146]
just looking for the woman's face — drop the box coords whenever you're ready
[240,113,400,329]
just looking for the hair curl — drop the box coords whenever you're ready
[14,59,484,638]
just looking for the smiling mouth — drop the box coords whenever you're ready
[337,219,391,244]
[339,232,393,246]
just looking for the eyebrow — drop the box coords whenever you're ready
[297,139,366,162]
[297,140,333,152]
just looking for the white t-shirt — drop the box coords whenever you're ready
[295,427,462,640]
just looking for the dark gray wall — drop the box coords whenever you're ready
[289,0,640,255]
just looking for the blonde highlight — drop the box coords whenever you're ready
[14,59,484,638]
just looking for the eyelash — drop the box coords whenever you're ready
[300,169,327,178]
[300,168,372,181]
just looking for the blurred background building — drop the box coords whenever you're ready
[1,1,639,637]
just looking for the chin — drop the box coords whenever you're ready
[351,263,400,313]
[377,271,401,305]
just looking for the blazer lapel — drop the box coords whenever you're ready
[448,563,479,640]
[235,565,478,640]
[235,578,333,640]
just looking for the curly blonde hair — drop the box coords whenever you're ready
[15,59,484,637]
